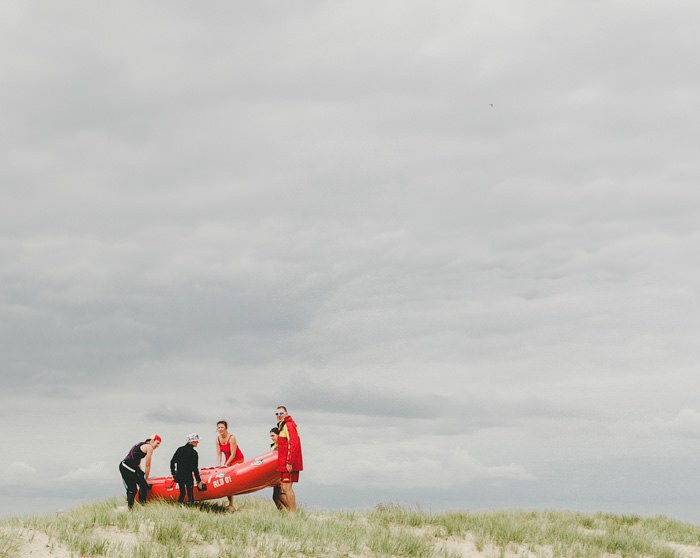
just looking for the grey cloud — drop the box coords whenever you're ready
[41,385,82,400]
[280,378,448,419]
[2,0,700,522]
[144,405,207,424]
[0,225,346,387]
[272,376,591,428]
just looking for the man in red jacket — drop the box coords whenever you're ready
[275,405,303,512]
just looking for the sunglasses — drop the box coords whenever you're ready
[275,411,285,415]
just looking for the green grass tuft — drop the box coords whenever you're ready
[1,498,699,557]
[0,528,21,558]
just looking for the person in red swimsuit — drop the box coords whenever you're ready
[216,420,244,511]
[275,406,303,513]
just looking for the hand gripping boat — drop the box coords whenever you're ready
[147,451,279,503]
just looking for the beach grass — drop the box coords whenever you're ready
[2,497,700,557]
[0,528,21,558]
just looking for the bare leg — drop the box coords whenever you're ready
[278,485,289,510]
[227,495,235,512]
[280,482,296,512]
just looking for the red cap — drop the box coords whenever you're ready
[152,434,162,442]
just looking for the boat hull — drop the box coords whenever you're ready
[147,451,280,502]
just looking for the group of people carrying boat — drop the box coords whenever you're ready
[118,405,303,513]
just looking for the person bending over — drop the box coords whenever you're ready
[170,433,204,505]
[119,434,162,509]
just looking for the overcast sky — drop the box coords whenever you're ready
[2,0,700,522]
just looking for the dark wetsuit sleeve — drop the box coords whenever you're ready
[170,448,179,477]
[194,450,201,483]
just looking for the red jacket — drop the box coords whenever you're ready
[277,415,303,472]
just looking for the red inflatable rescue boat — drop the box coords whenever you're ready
[147,451,279,503]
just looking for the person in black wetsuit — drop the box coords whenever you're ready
[170,433,204,505]
[119,434,162,509]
